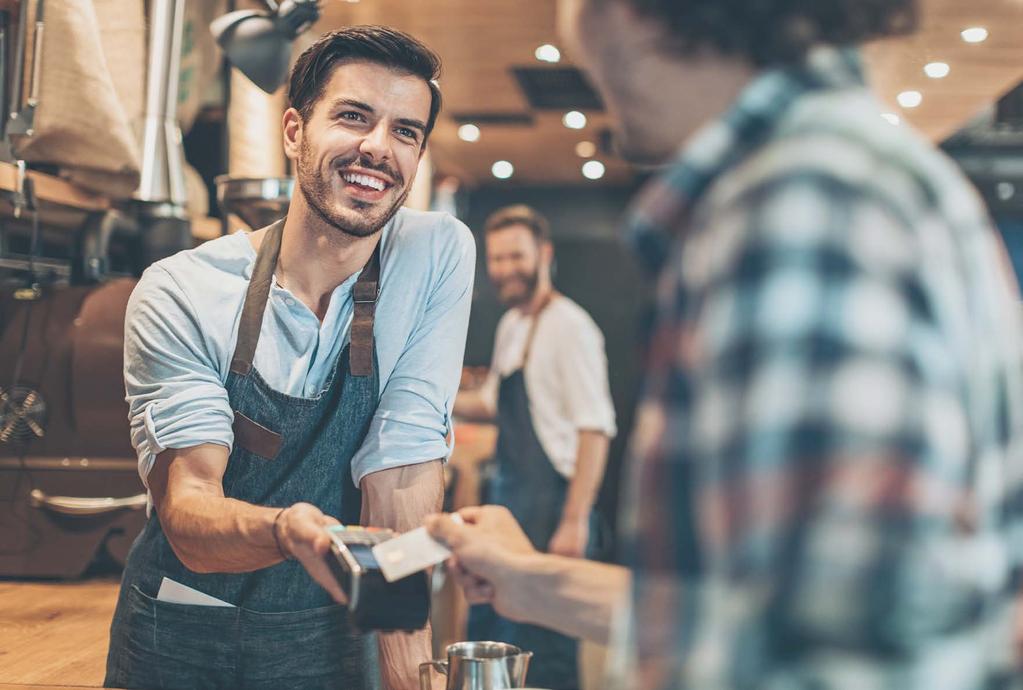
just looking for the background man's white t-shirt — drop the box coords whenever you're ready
[479,294,617,477]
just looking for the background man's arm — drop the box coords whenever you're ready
[361,460,445,690]
[549,430,610,557]
[453,388,495,422]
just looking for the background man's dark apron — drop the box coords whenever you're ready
[105,220,383,690]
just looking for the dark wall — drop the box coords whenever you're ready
[460,185,649,543]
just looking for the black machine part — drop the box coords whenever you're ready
[325,527,431,632]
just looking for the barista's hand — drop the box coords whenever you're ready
[274,502,347,605]
[425,506,537,620]
[548,517,589,558]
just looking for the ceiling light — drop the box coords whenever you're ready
[563,111,587,130]
[535,44,561,63]
[582,161,606,180]
[575,141,597,158]
[997,181,1016,201]
[492,161,514,180]
[961,27,989,43]
[924,62,950,78]
[897,90,923,108]
[880,113,901,126]
[458,124,481,142]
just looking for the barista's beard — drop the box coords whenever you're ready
[297,142,408,238]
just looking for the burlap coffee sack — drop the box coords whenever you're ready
[12,0,142,199]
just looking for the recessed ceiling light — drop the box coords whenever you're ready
[924,62,950,79]
[563,111,587,130]
[997,181,1016,201]
[881,113,901,126]
[535,44,561,63]
[492,161,514,180]
[961,27,989,43]
[575,141,597,158]
[457,124,481,142]
[897,90,923,108]
[582,160,606,180]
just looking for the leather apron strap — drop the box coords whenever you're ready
[519,291,556,368]
[230,220,285,376]
[230,219,382,377]
[349,245,380,377]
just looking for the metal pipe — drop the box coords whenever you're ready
[8,0,27,122]
[27,0,44,108]
[136,0,187,210]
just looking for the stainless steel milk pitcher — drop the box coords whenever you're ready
[419,641,533,690]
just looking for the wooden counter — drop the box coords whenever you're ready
[0,578,119,687]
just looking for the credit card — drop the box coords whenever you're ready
[372,515,462,583]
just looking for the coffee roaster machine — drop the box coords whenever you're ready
[0,0,197,578]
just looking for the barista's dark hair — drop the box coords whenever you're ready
[288,26,442,144]
[484,205,551,244]
[618,0,918,66]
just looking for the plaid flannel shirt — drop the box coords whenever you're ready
[613,48,1023,689]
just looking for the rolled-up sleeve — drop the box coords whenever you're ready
[350,219,476,484]
[125,265,233,486]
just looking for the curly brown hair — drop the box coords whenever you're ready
[620,0,918,66]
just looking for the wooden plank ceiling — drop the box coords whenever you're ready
[312,0,1023,186]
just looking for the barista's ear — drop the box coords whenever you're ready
[283,108,303,161]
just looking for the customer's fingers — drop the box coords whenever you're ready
[463,581,495,605]
[455,506,485,524]
[425,513,468,548]
[448,561,493,603]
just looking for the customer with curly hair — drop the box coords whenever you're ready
[428,1,1023,688]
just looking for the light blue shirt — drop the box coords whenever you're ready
[124,208,475,488]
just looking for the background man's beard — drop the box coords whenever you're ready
[297,147,409,238]
[498,269,540,307]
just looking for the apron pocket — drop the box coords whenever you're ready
[232,411,283,460]
[116,585,239,689]
[239,605,380,690]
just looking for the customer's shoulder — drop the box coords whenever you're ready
[713,88,973,218]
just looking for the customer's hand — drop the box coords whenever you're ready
[274,502,347,605]
[548,517,589,558]
[425,506,537,620]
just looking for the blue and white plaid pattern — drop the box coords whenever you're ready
[614,48,1023,689]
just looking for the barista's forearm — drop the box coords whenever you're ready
[510,554,630,644]
[156,477,284,572]
[362,460,445,690]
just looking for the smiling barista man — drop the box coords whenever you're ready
[104,27,474,690]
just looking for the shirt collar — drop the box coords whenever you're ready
[624,46,866,275]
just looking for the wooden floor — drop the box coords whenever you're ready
[0,578,119,688]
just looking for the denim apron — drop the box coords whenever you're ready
[468,294,586,690]
[106,219,382,690]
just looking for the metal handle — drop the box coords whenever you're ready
[29,489,147,516]
[419,660,447,690]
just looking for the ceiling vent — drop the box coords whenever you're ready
[450,112,535,127]
[511,67,604,111]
